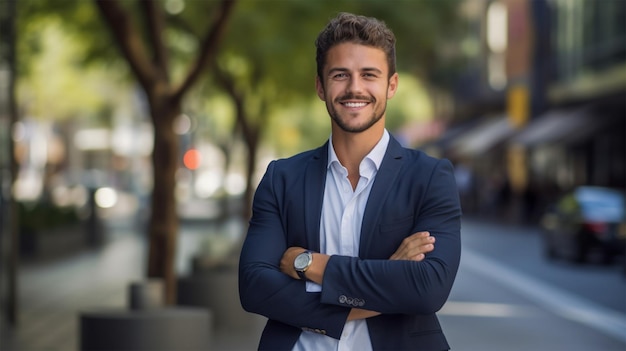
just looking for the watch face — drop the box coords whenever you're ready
[294,252,311,270]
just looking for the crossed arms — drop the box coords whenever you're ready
[279,231,436,320]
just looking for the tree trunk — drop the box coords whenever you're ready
[146,94,180,304]
[2,0,19,326]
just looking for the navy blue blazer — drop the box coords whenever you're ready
[239,135,462,351]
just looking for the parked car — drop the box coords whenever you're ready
[540,186,626,264]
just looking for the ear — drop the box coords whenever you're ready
[387,73,399,99]
[315,76,326,101]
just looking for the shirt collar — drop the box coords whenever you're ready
[327,129,390,171]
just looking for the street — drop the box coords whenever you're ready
[440,218,626,351]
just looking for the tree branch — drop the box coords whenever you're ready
[172,0,236,104]
[140,0,169,82]
[94,0,157,91]
[214,65,250,138]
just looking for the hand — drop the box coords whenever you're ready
[280,246,306,279]
[347,308,380,321]
[389,231,435,261]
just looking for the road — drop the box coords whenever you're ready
[439,217,626,351]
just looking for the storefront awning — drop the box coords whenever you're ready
[450,116,517,157]
[510,107,618,147]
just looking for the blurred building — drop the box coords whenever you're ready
[441,0,625,222]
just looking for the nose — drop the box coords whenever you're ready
[346,76,363,95]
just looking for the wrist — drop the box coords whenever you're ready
[293,250,313,280]
[305,253,329,285]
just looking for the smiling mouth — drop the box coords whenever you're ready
[341,102,369,108]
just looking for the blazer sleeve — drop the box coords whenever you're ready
[239,161,350,339]
[319,158,462,315]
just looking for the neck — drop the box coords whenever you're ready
[331,125,384,175]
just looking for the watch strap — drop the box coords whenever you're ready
[296,268,308,280]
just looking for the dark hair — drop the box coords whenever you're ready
[315,12,397,80]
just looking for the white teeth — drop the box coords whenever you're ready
[343,102,367,108]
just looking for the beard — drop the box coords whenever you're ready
[326,93,387,133]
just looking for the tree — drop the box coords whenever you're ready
[92,0,236,303]
[209,1,324,220]
[16,0,237,304]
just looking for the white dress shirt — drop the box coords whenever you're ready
[292,130,390,351]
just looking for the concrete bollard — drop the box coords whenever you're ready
[177,262,266,332]
[79,279,213,351]
[80,307,212,351]
[128,279,164,310]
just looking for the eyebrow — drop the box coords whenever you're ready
[327,67,384,75]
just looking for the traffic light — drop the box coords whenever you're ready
[183,148,201,170]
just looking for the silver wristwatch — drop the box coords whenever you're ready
[294,250,313,280]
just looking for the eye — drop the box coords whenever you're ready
[332,73,348,80]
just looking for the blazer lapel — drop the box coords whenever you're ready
[303,143,328,252]
[359,136,404,256]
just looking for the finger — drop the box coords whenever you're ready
[390,232,432,260]
[422,243,435,253]
[406,236,434,252]
[407,232,432,245]
[413,253,425,261]
[407,243,435,258]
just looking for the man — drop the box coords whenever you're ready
[239,12,461,351]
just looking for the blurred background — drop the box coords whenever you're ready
[0,0,624,350]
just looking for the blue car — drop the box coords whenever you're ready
[540,186,626,264]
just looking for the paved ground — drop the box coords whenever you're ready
[0,216,265,351]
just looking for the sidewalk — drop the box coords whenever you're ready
[0,216,265,351]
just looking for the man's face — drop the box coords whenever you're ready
[316,42,398,134]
